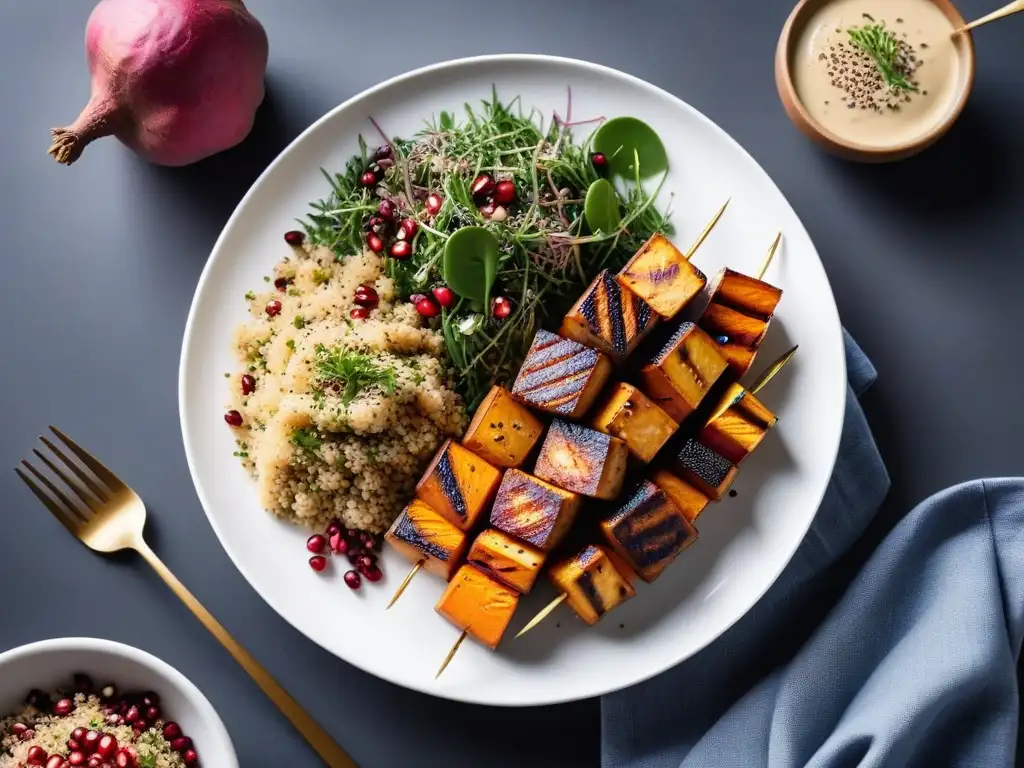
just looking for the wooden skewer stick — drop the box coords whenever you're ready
[514,593,569,639]
[435,630,468,679]
[386,559,424,610]
[953,0,1023,35]
[683,199,730,261]
[755,231,783,281]
[749,344,799,396]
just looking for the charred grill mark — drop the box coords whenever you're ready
[517,371,592,413]
[491,471,566,547]
[512,330,603,412]
[676,438,733,487]
[577,570,606,619]
[435,448,468,521]
[394,513,451,562]
[614,513,693,568]
[650,321,696,366]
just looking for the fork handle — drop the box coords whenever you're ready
[135,541,358,768]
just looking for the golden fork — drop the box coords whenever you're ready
[15,426,358,768]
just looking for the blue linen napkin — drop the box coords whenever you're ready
[602,331,1024,768]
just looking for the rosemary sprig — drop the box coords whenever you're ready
[312,345,397,406]
[847,24,919,93]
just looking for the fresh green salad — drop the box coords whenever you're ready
[301,88,673,411]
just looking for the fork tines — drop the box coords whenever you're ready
[15,426,118,533]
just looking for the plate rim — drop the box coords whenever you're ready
[178,53,848,706]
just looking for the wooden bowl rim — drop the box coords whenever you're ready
[775,0,976,161]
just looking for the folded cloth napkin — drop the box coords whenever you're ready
[602,331,1024,768]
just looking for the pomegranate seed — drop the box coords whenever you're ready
[366,233,385,253]
[492,296,513,319]
[479,202,496,218]
[170,737,192,752]
[12,723,28,737]
[274,277,289,291]
[358,554,376,570]
[408,293,427,305]
[284,230,305,246]
[88,757,102,768]
[390,240,412,260]
[73,674,94,695]
[183,750,199,766]
[346,548,363,564]
[21,729,35,742]
[397,219,418,240]
[46,755,64,768]
[347,528,359,538]
[471,174,496,198]
[362,564,384,582]
[309,555,328,572]
[590,152,608,172]
[330,532,348,554]
[378,199,396,221]
[306,534,326,553]
[425,193,443,216]
[365,215,385,232]
[115,748,136,768]
[494,180,516,204]
[431,285,455,307]
[96,735,117,759]
[26,746,47,765]
[326,520,341,537]
[265,300,282,317]
[68,738,80,750]
[359,170,377,187]
[53,698,73,717]
[415,298,440,318]
[224,410,243,427]
[142,692,159,707]
[162,723,182,741]
[146,707,159,722]
[241,374,256,395]
[72,728,87,742]
[344,570,362,590]
[107,713,122,726]
[353,285,379,307]
[83,730,100,752]
[68,753,86,766]
[350,307,370,320]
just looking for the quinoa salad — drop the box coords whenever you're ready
[226,243,466,535]
[1,676,195,767]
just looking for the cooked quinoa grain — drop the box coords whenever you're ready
[228,244,466,533]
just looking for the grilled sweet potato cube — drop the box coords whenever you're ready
[549,544,636,625]
[591,382,678,463]
[600,479,698,583]
[716,343,758,379]
[616,234,707,319]
[707,267,783,319]
[490,469,581,552]
[534,419,629,500]
[416,440,502,531]
[639,321,729,422]
[700,302,769,349]
[700,383,778,465]
[462,386,544,468]
[667,436,738,500]
[467,528,545,594]
[649,468,710,524]
[385,499,468,580]
[436,565,519,649]
[560,270,658,363]
[511,329,613,418]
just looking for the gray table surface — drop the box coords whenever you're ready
[2,1,1022,766]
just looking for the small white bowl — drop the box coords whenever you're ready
[0,638,238,767]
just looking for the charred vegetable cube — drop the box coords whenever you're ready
[700,383,778,465]
[511,329,613,418]
[666,436,738,500]
[600,479,698,583]
[649,468,710,524]
[549,544,636,625]
[436,565,519,649]
[560,270,658,363]
[616,234,707,319]
[385,499,469,580]
[462,386,544,468]
[490,469,581,552]
[639,321,729,422]
[416,440,503,531]
[534,419,629,500]
[591,382,678,463]
[467,528,545,594]
[700,268,783,377]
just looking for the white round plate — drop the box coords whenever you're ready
[180,55,846,706]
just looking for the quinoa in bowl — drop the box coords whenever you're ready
[226,241,466,535]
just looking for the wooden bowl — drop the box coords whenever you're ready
[775,0,976,162]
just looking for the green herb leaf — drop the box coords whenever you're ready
[442,227,500,305]
[290,427,323,453]
[847,24,918,93]
[584,179,623,234]
[293,316,305,329]
[439,110,455,131]
[592,117,668,179]
[312,345,397,406]
[244,290,256,301]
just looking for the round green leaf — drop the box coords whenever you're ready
[584,179,622,234]
[442,227,500,304]
[592,117,668,179]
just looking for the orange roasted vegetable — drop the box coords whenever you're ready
[534,419,628,500]
[638,321,729,422]
[462,386,544,468]
[616,233,707,319]
[700,383,778,465]
[467,528,545,594]
[649,468,710,524]
[665,436,738,501]
[549,544,636,625]
[511,329,612,418]
[591,382,678,463]
[435,564,519,649]
[490,469,581,552]
[560,270,658,363]
[385,499,468,580]
[699,267,783,377]
[416,440,503,531]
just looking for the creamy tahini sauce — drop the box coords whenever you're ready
[793,0,961,147]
